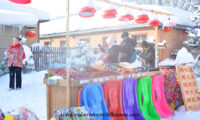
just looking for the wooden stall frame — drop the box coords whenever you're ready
[63,0,174,106]
[44,71,161,119]
[44,0,177,119]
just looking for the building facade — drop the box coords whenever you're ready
[40,25,189,62]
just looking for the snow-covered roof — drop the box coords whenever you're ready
[0,0,50,25]
[40,4,194,36]
[40,23,150,38]
[140,5,194,26]
[0,9,38,25]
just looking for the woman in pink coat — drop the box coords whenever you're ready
[6,36,25,90]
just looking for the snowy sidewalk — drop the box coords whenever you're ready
[0,71,47,119]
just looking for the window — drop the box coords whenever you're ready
[132,35,147,42]
[131,35,147,52]
[60,41,66,47]
[80,38,90,44]
[44,42,51,47]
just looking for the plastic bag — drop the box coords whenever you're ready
[18,107,39,120]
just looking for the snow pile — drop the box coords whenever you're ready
[71,41,98,67]
[22,45,35,72]
[31,43,43,48]
[20,37,27,45]
[22,45,34,66]
[159,58,176,67]
[175,47,194,65]
[31,43,44,51]
[158,40,167,46]
[0,71,47,119]
[159,48,194,66]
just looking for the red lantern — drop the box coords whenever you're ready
[135,14,149,24]
[102,9,117,19]
[119,14,134,22]
[148,19,160,27]
[79,7,96,18]
[9,0,31,4]
[26,31,36,38]
[184,30,189,35]
[164,27,171,32]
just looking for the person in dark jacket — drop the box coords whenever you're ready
[105,36,120,63]
[139,40,155,66]
[118,32,137,63]
[98,44,106,53]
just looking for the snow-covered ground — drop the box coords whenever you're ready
[0,70,200,120]
[0,71,47,119]
[169,106,200,120]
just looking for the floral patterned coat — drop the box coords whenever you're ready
[6,43,25,68]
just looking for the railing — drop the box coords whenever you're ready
[31,46,66,71]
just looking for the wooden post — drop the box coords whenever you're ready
[37,21,40,43]
[155,26,159,68]
[66,0,71,107]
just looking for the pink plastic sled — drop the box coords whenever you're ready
[152,75,174,118]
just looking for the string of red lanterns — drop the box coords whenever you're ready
[119,14,134,22]
[135,14,149,24]
[78,0,177,33]
[148,19,160,27]
[102,9,117,19]
[79,7,96,18]
[10,0,175,32]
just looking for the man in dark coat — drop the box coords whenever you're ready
[139,40,155,66]
[98,44,106,53]
[118,32,137,63]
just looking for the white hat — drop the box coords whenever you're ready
[106,36,116,44]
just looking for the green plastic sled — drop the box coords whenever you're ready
[137,77,161,120]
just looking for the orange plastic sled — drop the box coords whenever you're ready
[78,87,81,107]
